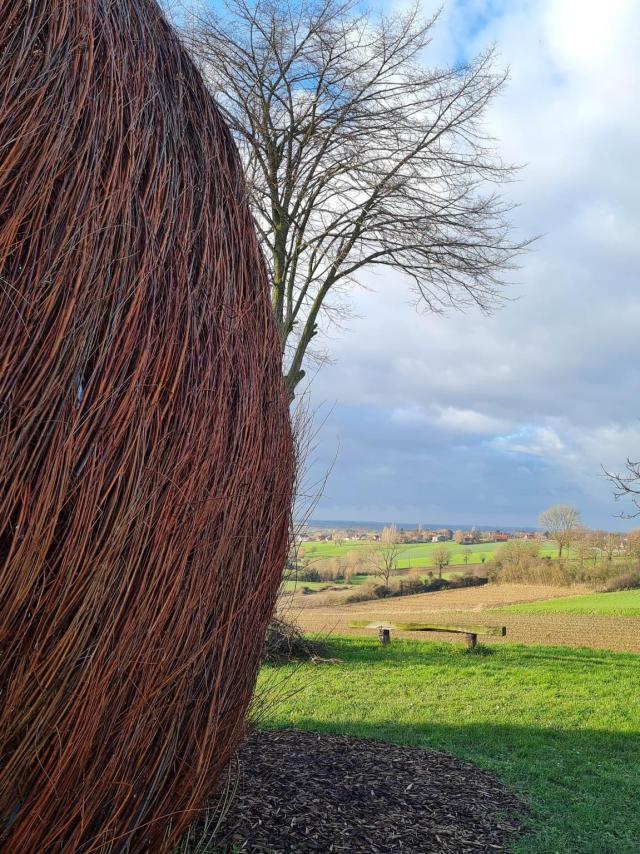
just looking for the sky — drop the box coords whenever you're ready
[300,0,640,530]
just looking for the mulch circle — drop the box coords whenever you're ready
[205,729,527,853]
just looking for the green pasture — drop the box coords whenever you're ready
[299,538,561,568]
[500,589,640,617]
[257,637,640,853]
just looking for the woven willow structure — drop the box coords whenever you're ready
[0,1,294,850]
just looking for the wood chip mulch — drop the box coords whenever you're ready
[205,729,527,853]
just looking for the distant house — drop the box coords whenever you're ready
[494,533,509,542]
[431,534,447,542]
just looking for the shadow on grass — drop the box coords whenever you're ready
[302,634,640,670]
[259,637,640,853]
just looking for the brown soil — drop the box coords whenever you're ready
[289,581,583,610]
[206,729,527,853]
[286,583,640,652]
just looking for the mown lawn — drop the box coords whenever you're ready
[500,589,640,617]
[256,637,640,854]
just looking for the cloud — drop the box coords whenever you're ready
[391,405,511,435]
[492,427,565,458]
[303,0,640,528]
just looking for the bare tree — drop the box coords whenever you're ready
[431,545,450,579]
[572,527,593,570]
[590,530,620,562]
[185,0,528,399]
[626,529,640,560]
[591,531,624,562]
[538,505,581,558]
[367,524,402,586]
[491,539,540,583]
[495,539,539,571]
[602,531,620,561]
[331,529,345,546]
[606,458,640,516]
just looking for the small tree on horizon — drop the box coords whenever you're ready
[432,545,451,579]
[366,524,402,586]
[538,504,581,558]
[626,529,640,560]
[590,529,620,561]
[492,539,540,582]
[572,527,593,570]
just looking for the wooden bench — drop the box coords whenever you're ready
[350,620,507,649]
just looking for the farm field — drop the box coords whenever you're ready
[500,589,640,617]
[299,538,562,568]
[286,580,582,613]
[280,579,334,592]
[280,568,470,593]
[257,637,640,853]
[287,582,640,652]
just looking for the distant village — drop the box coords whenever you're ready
[299,525,539,545]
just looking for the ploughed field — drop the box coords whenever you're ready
[280,565,484,594]
[284,583,640,653]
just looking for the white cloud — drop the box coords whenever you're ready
[305,0,640,527]
[390,404,510,434]
[435,406,511,435]
[493,426,565,457]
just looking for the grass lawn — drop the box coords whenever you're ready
[300,538,562,568]
[500,589,640,617]
[257,637,640,853]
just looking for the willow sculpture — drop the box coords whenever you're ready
[0,1,294,850]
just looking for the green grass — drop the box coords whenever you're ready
[257,637,640,853]
[499,589,640,617]
[300,538,562,568]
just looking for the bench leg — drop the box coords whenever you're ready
[378,627,391,645]
[466,633,478,649]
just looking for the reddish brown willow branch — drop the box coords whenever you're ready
[0,1,294,850]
